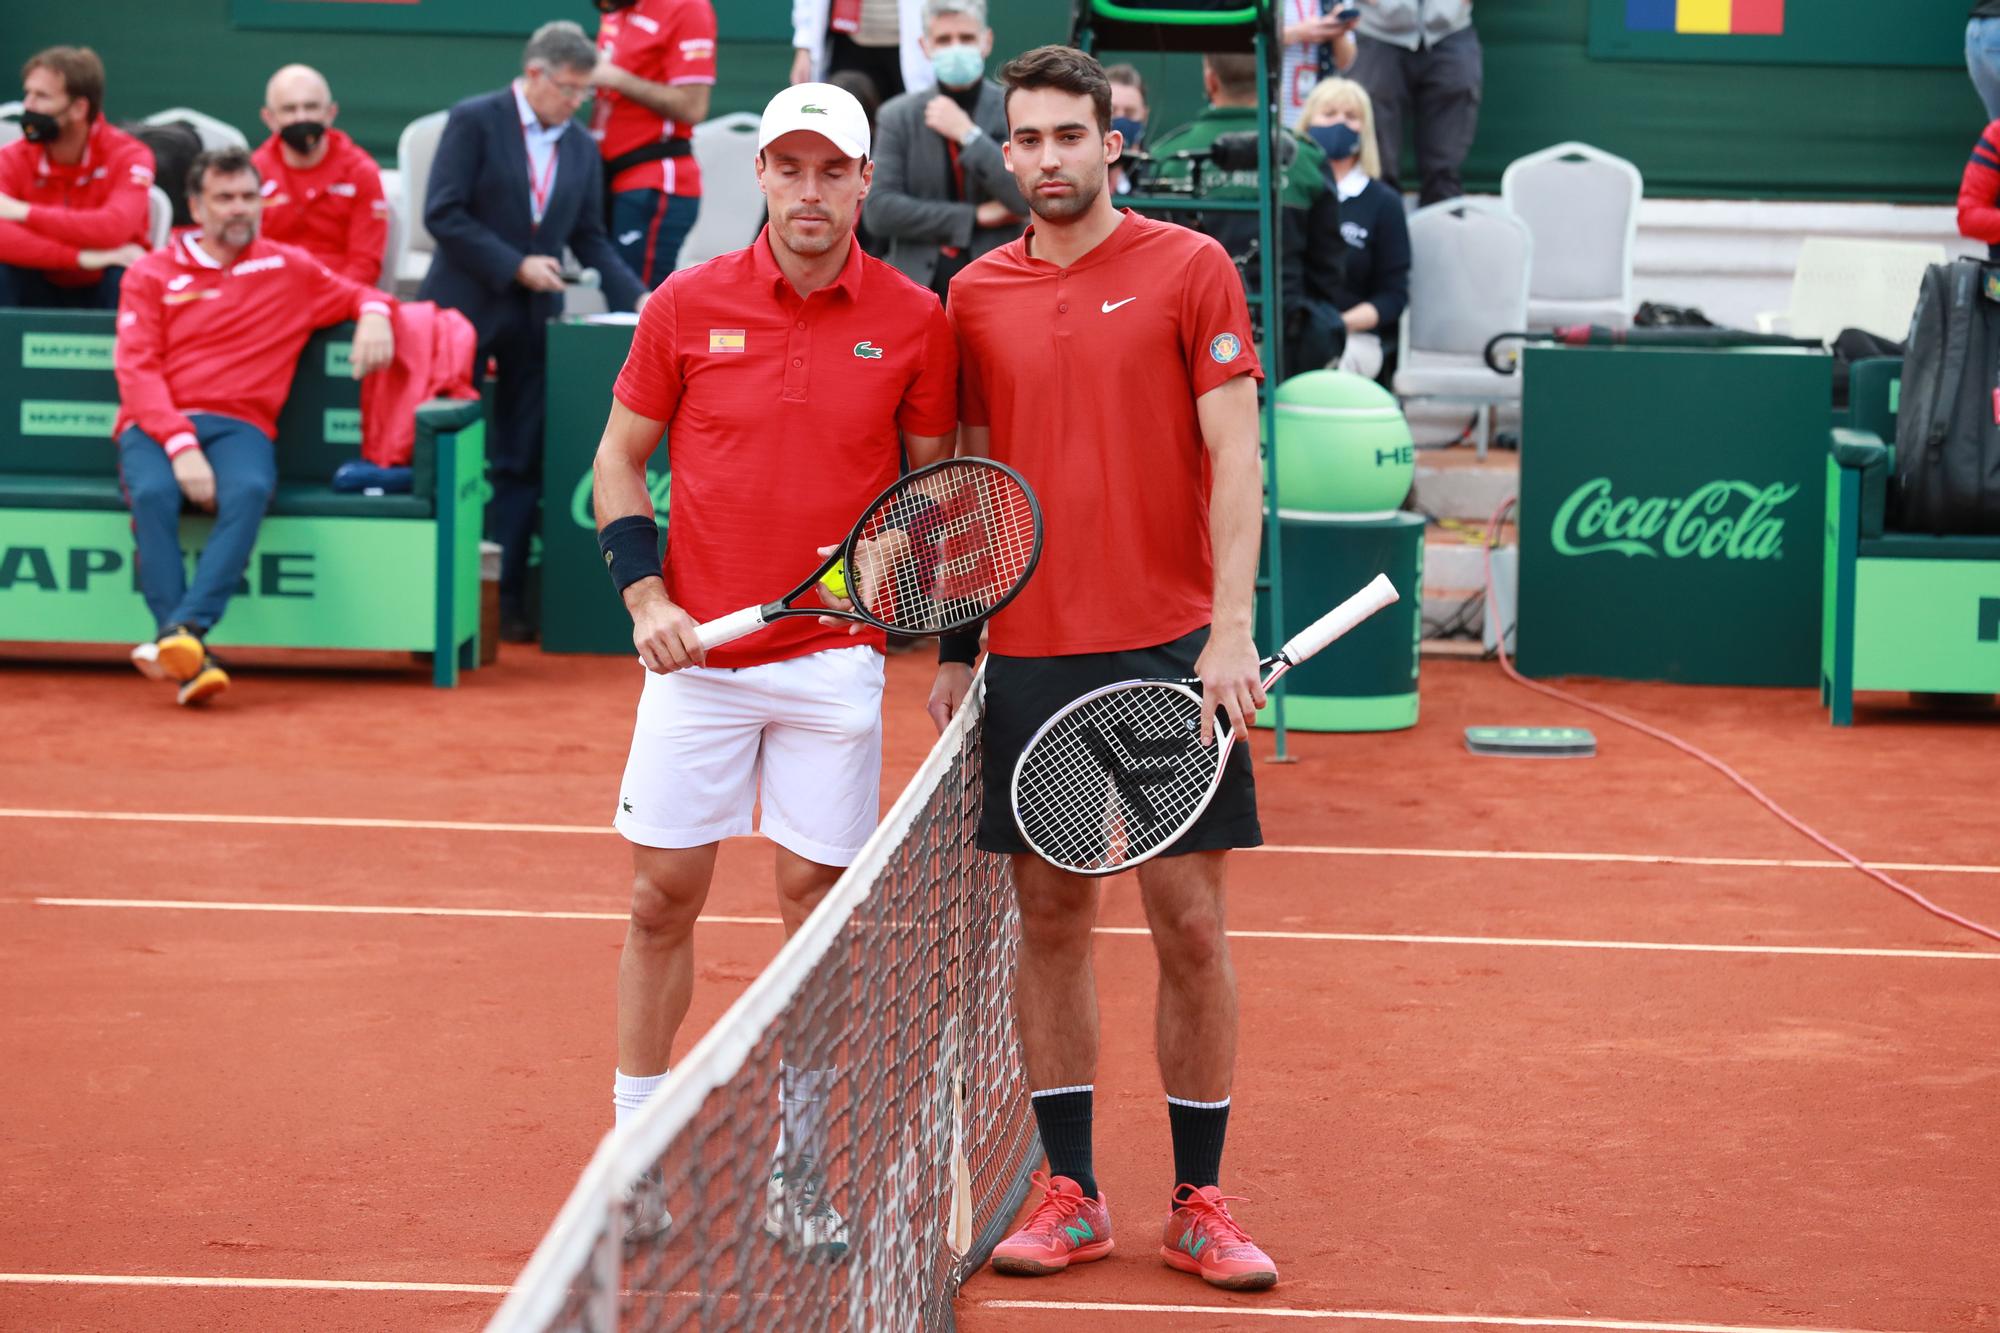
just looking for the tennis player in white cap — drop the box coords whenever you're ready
[592,78,959,1260]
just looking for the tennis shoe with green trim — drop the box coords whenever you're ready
[763,1160,848,1262]
[989,1171,1113,1276]
[1160,1183,1277,1290]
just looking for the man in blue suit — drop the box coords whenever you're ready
[422,20,648,641]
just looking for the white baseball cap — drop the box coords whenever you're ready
[757,82,871,161]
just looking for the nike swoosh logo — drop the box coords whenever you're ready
[1101,298,1137,313]
[619,230,643,246]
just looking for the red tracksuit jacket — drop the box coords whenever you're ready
[114,231,393,454]
[1959,120,2000,257]
[251,129,390,286]
[0,120,154,286]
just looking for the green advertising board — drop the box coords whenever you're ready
[1588,0,1961,68]
[542,318,667,655]
[1516,346,1832,687]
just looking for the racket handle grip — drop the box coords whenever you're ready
[694,605,769,653]
[1280,573,1399,666]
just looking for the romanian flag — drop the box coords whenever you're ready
[1625,0,1783,35]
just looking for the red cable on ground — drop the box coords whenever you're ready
[1483,497,2000,947]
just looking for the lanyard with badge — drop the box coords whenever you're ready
[521,121,557,225]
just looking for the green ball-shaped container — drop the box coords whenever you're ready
[1271,370,1415,516]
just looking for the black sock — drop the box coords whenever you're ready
[1030,1086,1096,1199]
[1167,1096,1230,1211]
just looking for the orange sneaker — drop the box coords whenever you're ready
[1160,1184,1277,1290]
[989,1171,1113,1276]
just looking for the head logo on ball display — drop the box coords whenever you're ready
[1271,370,1414,521]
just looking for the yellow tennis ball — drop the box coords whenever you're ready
[820,560,848,600]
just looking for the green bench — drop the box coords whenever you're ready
[0,309,487,686]
[1821,358,2000,724]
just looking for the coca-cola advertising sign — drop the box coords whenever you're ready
[1550,478,1799,560]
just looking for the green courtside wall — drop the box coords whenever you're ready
[2,0,1982,202]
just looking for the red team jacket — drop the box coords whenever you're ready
[114,231,393,454]
[591,0,718,197]
[0,120,154,286]
[251,129,390,285]
[1959,120,2000,256]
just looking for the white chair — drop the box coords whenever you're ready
[1754,236,1945,344]
[1393,198,1534,458]
[1500,141,1642,331]
[395,111,450,295]
[142,107,248,152]
[145,185,172,251]
[0,102,22,148]
[675,112,762,271]
[378,187,403,292]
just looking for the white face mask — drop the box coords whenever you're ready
[931,44,985,90]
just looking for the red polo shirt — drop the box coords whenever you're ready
[614,228,958,669]
[950,210,1262,656]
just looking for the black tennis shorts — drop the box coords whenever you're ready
[976,625,1263,859]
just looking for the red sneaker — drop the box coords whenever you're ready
[989,1171,1113,1276]
[1160,1184,1277,1290]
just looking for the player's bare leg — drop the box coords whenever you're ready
[618,843,721,1078]
[773,844,845,936]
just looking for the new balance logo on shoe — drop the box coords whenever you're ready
[1180,1232,1209,1258]
[1063,1220,1094,1246]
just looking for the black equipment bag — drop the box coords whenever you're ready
[1894,258,2000,534]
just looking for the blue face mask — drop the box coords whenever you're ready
[1110,116,1146,151]
[931,44,985,90]
[1307,122,1362,163]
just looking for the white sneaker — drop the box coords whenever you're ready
[131,641,170,681]
[622,1167,673,1252]
[763,1160,848,1261]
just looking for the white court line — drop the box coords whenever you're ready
[27,898,2000,961]
[975,1301,1921,1333]
[0,1275,1923,1333]
[4,806,1994,876]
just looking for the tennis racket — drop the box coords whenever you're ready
[693,457,1043,652]
[1010,573,1400,875]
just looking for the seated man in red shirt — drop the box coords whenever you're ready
[0,46,153,309]
[116,147,395,706]
[251,64,390,285]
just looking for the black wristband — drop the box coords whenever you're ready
[938,629,980,666]
[597,514,662,593]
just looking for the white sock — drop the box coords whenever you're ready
[776,1064,836,1167]
[613,1068,668,1129]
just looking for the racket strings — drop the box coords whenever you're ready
[853,466,1039,633]
[1015,684,1224,873]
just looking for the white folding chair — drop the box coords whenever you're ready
[1501,141,1642,332]
[0,103,22,148]
[142,107,249,151]
[1393,199,1534,459]
[1754,236,1944,344]
[396,110,450,296]
[146,185,172,251]
[676,112,762,271]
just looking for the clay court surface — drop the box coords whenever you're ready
[2,646,1996,1332]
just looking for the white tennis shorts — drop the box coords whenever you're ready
[613,645,886,866]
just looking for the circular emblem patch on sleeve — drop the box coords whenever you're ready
[1209,332,1242,364]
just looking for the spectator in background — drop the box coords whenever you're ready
[1148,53,1338,377]
[1348,0,1479,205]
[116,148,395,707]
[792,0,930,102]
[1298,76,1409,381]
[1970,2,2000,120]
[1106,63,1148,196]
[1278,1,1358,130]
[828,69,886,254]
[421,21,647,643]
[251,64,388,285]
[0,47,152,309]
[1957,116,2000,258]
[865,0,1025,303]
[590,0,717,288]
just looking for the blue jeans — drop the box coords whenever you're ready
[0,263,123,310]
[117,414,276,635]
[1970,18,2000,120]
[609,189,700,289]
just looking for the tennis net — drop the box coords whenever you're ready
[488,674,1038,1333]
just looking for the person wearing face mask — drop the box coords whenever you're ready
[249,65,388,285]
[863,0,1026,303]
[1106,63,1148,196]
[0,46,154,310]
[1297,76,1409,381]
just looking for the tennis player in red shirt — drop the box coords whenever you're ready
[591,81,957,1257]
[935,45,1278,1290]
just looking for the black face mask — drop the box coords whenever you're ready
[594,0,638,10]
[278,120,327,154]
[16,109,62,144]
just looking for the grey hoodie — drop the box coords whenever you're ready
[1356,0,1475,51]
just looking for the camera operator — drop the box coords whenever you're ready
[1141,53,1341,377]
